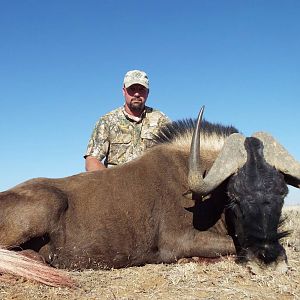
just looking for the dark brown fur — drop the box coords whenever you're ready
[0,144,235,270]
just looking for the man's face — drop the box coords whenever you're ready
[123,84,149,115]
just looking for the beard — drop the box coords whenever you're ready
[129,98,145,113]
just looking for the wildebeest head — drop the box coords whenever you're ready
[226,137,289,266]
[188,107,300,268]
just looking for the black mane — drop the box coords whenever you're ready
[154,118,239,144]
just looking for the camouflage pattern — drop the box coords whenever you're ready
[123,70,149,89]
[85,106,170,167]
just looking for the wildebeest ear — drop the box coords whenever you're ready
[283,174,300,189]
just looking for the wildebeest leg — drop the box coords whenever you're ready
[0,186,67,255]
[158,227,235,263]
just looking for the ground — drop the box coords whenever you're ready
[0,207,299,300]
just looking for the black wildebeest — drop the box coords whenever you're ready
[0,107,299,286]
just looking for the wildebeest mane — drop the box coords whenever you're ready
[154,118,239,149]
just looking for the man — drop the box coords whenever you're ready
[84,70,170,171]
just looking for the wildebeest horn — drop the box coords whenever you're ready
[188,107,247,195]
[252,132,300,188]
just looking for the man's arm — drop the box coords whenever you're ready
[84,117,110,171]
[85,156,106,171]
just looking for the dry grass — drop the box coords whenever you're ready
[1,207,299,300]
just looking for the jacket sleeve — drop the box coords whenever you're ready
[84,118,110,161]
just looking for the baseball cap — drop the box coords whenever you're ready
[123,70,149,89]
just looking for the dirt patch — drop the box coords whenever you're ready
[0,208,299,300]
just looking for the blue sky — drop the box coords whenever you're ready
[1,0,299,204]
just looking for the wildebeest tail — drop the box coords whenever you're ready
[0,247,75,287]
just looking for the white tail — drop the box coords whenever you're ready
[0,248,75,287]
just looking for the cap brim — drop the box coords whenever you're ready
[124,81,149,89]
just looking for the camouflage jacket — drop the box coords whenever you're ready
[85,106,170,167]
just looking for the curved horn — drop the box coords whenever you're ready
[252,132,300,188]
[187,106,205,193]
[188,107,247,195]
